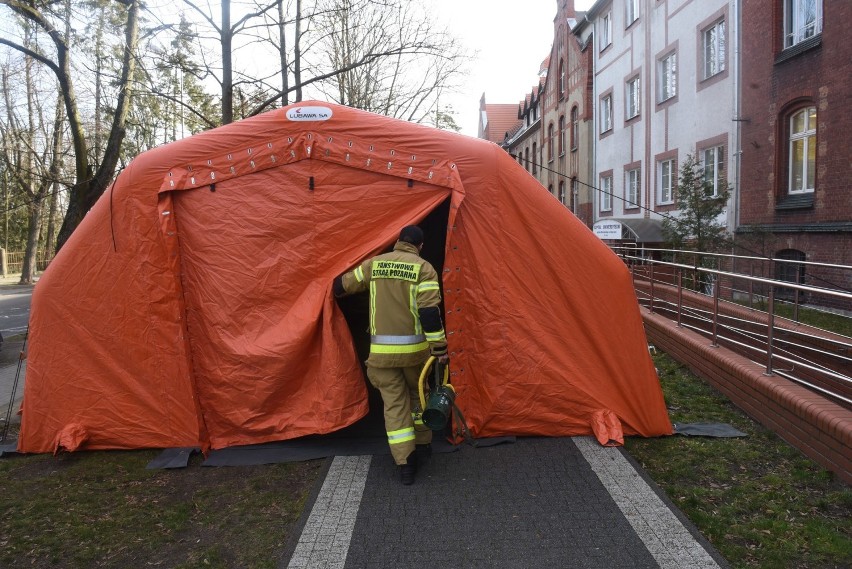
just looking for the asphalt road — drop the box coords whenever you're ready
[0,284,33,337]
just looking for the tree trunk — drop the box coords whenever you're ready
[278,0,288,106]
[294,0,302,102]
[221,0,233,124]
[19,202,42,284]
[54,0,140,251]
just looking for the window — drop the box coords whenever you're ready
[559,59,565,99]
[702,145,725,197]
[558,115,566,155]
[600,175,613,211]
[784,0,822,48]
[659,52,677,102]
[600,95,613,133]
[571,179,579,213]
[558,181,566,205]
[548,123,555,161]
[775,249,806,300]
[626,0,639,25]
[600,12,612,51]
[702,20,726,79]
[524,147,530,171]
[570,106,579,150]
[532,142,538,174]
[626,76,640,119]
[788,106,816,194]
[626,168,640,208]
[658,159,675,203]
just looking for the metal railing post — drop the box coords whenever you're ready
[677,269,683,328]
[649,264,655,313]
[712,274,720,347]
[794,288,801,323]
[748,261,754,308]
[765,289,775,376]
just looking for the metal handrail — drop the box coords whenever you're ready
[618,247,851,403]
[617,246,852,271]
[620,253,852,300]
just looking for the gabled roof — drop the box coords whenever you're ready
[482,103,522,144]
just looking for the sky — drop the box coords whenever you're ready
[433,0,596,136]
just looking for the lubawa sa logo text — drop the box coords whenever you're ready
[286,106,333,121]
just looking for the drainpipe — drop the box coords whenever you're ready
[733,0,743,232]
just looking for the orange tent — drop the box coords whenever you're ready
[19,102,671,454]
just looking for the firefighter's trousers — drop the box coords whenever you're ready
[366,363,433,465]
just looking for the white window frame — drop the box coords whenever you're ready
[701,146,725,197]
[571,106,579,150]
[659,52,677,102]
[601,176,613,211]
[626,168,640,208]
[558,181,566,205]
[626,0,639,26]
[788,107,816,194]
[548,123,555,162]
[658,159,675,204]
[626,76,640,119]
[702,20,726,79]
[600,95,613,133]
[571,179,579,214]
[600,12,612,51]
[558,115,566,156]
[784,0,823,48]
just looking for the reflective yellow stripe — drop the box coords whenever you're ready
[370,341,429,354]
[409,284,422,335]
[418,281,440,293]
[411,412,424,426]
[387,427,415,444]
[425,330,446,342]
[369,281,377,335]
[354,266,364,282]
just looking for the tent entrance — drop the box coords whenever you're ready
[171,159,452,448]
[332,194,451,436]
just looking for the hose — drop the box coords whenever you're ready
[418,355,449,411]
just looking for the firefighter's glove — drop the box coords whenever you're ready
[332,275,346,298]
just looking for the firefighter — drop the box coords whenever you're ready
[334,225,448,485]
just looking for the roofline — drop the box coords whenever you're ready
[571,0,607,34]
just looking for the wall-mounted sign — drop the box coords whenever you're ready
[593,220,623,240]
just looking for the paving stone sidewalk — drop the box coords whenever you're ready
[280,437,729,569]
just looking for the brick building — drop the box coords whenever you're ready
[540,0,595,227]
[502,75,546,188]
[736,0,851,297]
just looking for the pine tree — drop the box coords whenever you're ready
[661,153,731,291]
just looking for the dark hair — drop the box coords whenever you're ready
[398,225,424,246]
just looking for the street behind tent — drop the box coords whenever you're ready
[18,101,672,454]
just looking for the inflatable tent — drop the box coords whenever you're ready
[18,102,672,453]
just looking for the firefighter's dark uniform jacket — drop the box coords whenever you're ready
[339,241,447,367]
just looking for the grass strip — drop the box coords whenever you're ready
[0,448,322,568]
[625,351,852,569]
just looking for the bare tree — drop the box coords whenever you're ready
[0,0,140,252]
[311,0,466,124]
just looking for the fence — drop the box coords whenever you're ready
[612,246,852,407]
[1,250,53,276]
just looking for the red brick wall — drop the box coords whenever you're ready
[644,310,852,485]
[738,0,851,265]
